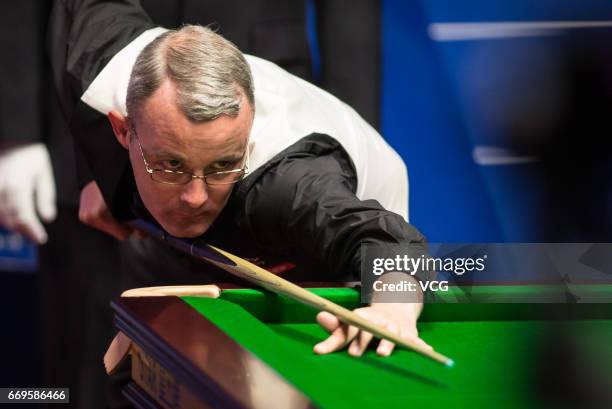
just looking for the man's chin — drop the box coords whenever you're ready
[160,219,209,238]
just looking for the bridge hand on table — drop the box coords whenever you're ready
[313,302,432,357]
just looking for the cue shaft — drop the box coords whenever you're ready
[207,245,453,367]
[128,219,453,367]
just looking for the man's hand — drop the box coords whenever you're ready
[0,143,57,244]
[315,273,432,357]
[79,180,133,240]
[314,302,432,357]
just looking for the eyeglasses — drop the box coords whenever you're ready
[131,126,249,186]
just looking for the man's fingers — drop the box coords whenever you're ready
[348,329,374,357]
[35,172,57,222]
[410,335,433,351]
[400,327,433,351]
[349,312,387,357]
[314,324,360,355]
[375,322,400,357]
[314,311,348,354]
[314,326,349,354]
[314,303,428,358]
[376,328,433,357]
[316,311,341,334]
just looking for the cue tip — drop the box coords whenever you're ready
[445,359,455,368]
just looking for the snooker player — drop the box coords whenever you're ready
[48,0,432,358]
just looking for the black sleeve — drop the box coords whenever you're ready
[47,0,154,120]
[241,134,425,281]
[47,0,154,216]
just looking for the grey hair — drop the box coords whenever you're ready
[126,25,254,122]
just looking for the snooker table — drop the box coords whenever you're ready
[112,285,612,409]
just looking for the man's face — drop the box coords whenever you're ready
[128,81,253,238]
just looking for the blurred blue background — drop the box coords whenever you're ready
[382,0,612,243]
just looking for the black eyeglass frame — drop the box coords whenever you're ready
[130,126,250,186]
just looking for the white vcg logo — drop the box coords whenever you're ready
[419,281,448,292]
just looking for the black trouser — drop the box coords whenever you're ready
[39,207,121,409]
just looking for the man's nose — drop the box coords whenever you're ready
[179,178,209,208]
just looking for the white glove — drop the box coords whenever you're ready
[0,143,57,244]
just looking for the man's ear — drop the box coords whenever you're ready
[107,110,131,150]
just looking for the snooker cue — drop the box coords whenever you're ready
[129,219,454,367]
